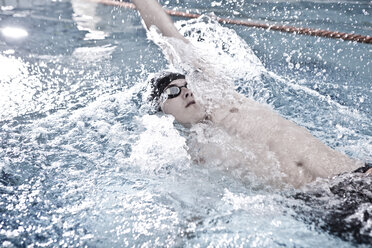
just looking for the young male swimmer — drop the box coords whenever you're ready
[131,0,371,188]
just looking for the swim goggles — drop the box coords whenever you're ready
[163,83,188,99]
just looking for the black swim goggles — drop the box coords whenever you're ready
[162,83,188,99]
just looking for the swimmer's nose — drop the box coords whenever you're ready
[183,88,193,98]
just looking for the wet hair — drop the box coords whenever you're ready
[149,72,186,110]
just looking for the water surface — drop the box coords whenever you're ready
[0,0,371,247]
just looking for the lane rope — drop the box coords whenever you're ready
[90,0,372,44]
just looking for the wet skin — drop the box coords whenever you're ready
[159,79,364,187]
[160,79,206,125]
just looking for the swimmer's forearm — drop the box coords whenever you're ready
[131,0,189,43]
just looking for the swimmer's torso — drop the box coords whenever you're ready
[189,93,361,188]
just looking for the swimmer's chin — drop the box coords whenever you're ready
[178,111,208,127]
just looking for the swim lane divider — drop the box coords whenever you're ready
[90,0,371,45]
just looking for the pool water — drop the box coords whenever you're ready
[0,0,371,247]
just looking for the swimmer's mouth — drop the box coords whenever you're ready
[186,101,196,108]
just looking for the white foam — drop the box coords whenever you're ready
[147,15,267,109]
[129,114,190,173]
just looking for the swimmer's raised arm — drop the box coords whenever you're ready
[131,0,189,43]
[132,0,210,73]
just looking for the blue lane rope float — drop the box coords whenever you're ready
[90,0,372,44]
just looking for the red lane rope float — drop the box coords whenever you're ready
[90,0,372,44]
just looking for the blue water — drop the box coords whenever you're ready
[0,0,371,247]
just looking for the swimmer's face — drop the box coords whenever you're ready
[160,79,205,125]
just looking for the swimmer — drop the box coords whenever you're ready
[131,0,372,187]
